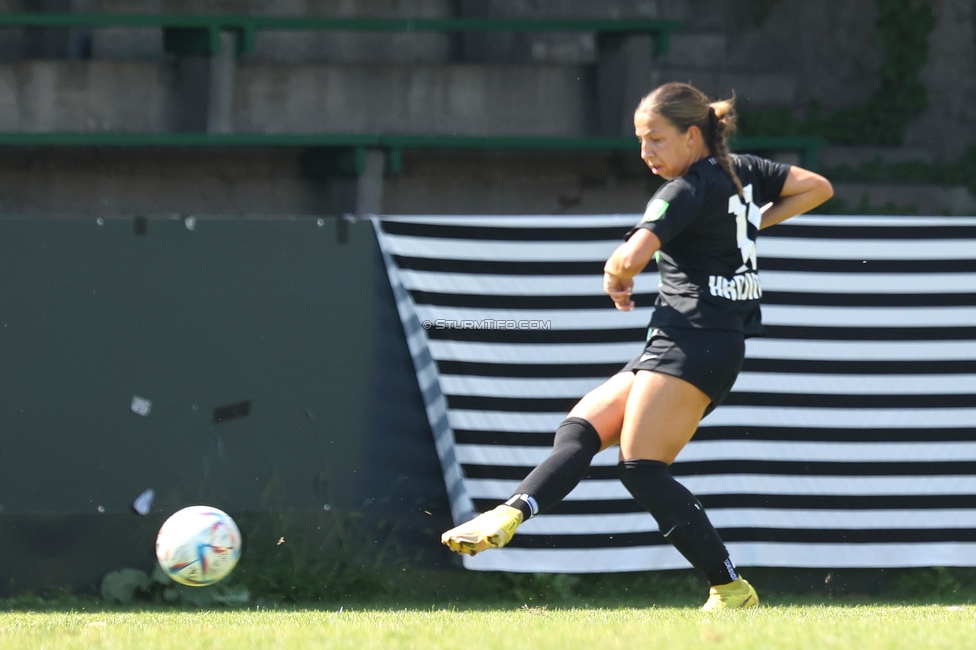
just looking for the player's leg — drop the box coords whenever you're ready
[617,370,756,609]
[504,370,632,515]
[441,371,633,556]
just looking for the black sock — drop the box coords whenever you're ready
[618,459,738,586]
[503,417,602,520]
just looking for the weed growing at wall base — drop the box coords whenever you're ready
[823,146,976,197]
[738,0,937,146]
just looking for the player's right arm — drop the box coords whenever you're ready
[603,229,661,312]
[605,178,698,312]
[759,166,833,229]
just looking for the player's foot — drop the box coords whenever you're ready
[441,505,524,556]
[701,577,759,611]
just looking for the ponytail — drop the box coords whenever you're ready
[706,100,743,196]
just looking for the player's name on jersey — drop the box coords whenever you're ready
[708,272,762,301]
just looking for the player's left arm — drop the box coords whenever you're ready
[603,229,661,312]
[759,166,833,229]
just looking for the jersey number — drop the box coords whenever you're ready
[728,184,761,273]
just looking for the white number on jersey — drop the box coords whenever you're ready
[727,184,762,273]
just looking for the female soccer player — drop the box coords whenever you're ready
[441,82,833,610]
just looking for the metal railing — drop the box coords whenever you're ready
[0,13,682,57]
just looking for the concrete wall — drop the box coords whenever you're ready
[0,0,959,139]
[0,61,178,131]
[905,0,976,159]
[5,145,969,219]
[86,0,457,64]
[233,64,593,135]
[385,150,659,214]
[659,0,882,111]
[0,61,593,135]
[0,0,970,216]
[0,148,321,216]
[0,148,661,217]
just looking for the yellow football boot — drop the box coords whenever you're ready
[441,505,524,556]
[701,577,760,611]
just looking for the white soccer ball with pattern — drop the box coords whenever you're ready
[156,506,242,586]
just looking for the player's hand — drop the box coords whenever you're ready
[604,272,635,312]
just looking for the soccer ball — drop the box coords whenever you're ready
[155,506,242,586]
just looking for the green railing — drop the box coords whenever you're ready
[0,14,682,57]
[0,14,825,167]
[0,133,826,170]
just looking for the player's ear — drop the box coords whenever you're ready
[684,124,702,148]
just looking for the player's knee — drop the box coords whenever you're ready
[553,417,602,456]
[618,459,678,524]
[618,458,670,491]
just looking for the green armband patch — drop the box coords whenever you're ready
[641,198,669,222]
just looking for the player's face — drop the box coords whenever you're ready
[634,111,701,180]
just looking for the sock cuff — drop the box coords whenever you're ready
[618,458,669,474]
[703,556,739,586]
[504,493,539,518]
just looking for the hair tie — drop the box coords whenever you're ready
[708,106,723,135]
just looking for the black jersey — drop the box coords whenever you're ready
[626,153,791,336]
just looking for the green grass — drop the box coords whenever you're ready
[2,605,976,650]
[11,505,976,649]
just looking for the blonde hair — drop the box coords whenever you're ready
[636,82,742,196]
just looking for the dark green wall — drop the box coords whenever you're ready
[0,216,449,595]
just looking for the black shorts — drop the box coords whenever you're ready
[620,327,746,415]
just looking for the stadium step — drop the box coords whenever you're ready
[831,182,976,216]
[820,146,939,168]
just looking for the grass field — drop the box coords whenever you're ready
[9,516,976,650]
[2,604,976,650]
